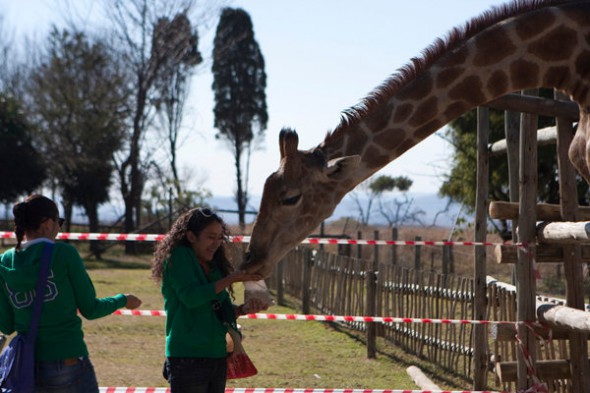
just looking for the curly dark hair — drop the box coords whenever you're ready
[151,207,235,294]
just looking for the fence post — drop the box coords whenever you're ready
[366,231,379,359]
[302,248,312,315]
[414,235,422,270]
[276,257,285,306]
[391,226,398,265]
[356,231,363,259]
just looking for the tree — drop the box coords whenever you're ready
[212,7,267,228]
[27,28,129,257]
[350,175,422,227]
[152,12,203,200]
[107,0,200,251]
[0,94,46,204]
[438,90,583,235]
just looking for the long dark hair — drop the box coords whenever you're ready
[152,207,235,292]
[12,194,59,250]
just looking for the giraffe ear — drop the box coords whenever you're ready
[324,155,361,180]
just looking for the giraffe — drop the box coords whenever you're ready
[240,0,590,280]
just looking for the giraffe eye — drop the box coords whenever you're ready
[281,194,301,206]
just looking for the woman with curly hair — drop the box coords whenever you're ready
[152,207,267,393]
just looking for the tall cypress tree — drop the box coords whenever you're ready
[212,7,267,227]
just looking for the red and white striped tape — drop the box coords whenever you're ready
[99,388,507,393]
[113,310,516,325]
[0,231,501,247]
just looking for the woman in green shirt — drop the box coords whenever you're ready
[152,207,266,393]
[0,194,142,392]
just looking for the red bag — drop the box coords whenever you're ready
[226,326,257,379]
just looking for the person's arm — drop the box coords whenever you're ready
[167,249,219,308]
[214,271,263,294]
[64,245,128,320]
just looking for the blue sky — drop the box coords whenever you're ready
[1,0,503,202]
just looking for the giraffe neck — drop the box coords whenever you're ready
[319,1,589,187]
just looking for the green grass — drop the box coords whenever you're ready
[80,251,466,390]
[0,243,469,389]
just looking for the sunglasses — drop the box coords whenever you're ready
[42,217,65,228]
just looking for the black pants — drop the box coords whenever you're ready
[164,357,227,393]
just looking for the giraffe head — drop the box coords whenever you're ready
[241,128,360,277]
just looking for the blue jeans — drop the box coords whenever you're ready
[35,356,99,393]
[164,357,227,393]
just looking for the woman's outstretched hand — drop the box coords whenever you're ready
[124,294,142,309]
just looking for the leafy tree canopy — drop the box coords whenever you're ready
[0,94,46,203]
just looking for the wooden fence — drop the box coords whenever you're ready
[266,246,576,392]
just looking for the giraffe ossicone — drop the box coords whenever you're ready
[241,0,590,295]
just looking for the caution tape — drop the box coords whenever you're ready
[113,310,517,325]
[99,388,507,393]
[0,231,501,247]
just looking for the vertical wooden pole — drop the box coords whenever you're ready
[516,89,538,391]
[505,105,520,285]
[473,107,489,390]
[302,248,312,315]
[555,90,588,393]
[414,235,422,271]
[391,226,398,266]
[366,230,379,359]
[276,257,285,306]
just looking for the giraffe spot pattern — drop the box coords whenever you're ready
[436,67,465,89]
[528,25,578,62]
[344,126,369,156]
[443,102,469,121]
[575,51,590,79]
[473,26,516,67]
[515,10,556,41]
[408,96,438,127]
[510,59,540,90]
[393,103,414,123]
[397,75,433,101]
[448,75,486,105]
[363,145,390,169]
[373,128,406,150]
[364,102,395,131]
[543,65,572,90]
[487,70,509,98]
[415,119,444,140]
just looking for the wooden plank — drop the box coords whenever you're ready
[516,90,539,391]
[495,359,572,383]
[537,221,590,244]
[473,107,489,389]
[489,125,558,156]
[485,93,579,120]
[493,323,573,341]
[489,201,590,221]
[538,303,590,335]
[494,244,590,264]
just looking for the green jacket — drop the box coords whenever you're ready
[0,238,127,361]
[162,245,235,358]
